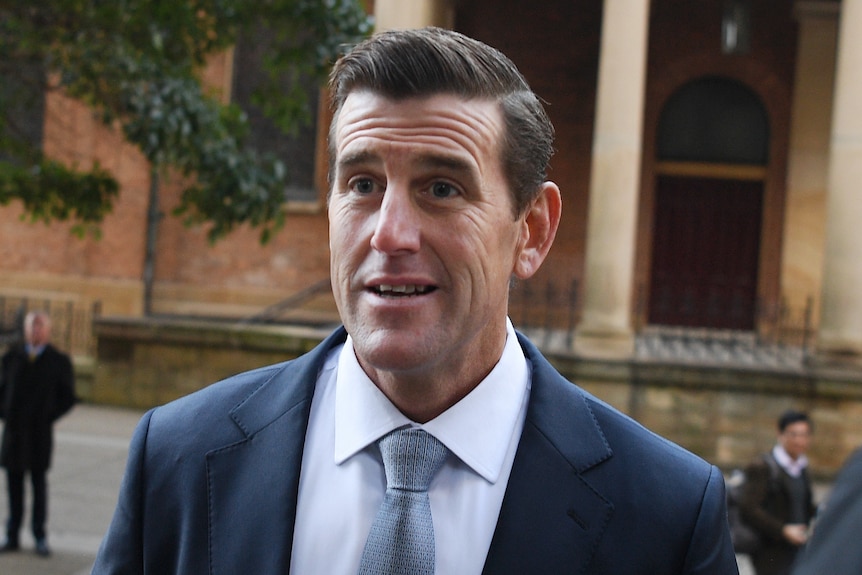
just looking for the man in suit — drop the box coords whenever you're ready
[0,310,77,556]
[791,447,862,574]
[92,27,738,574]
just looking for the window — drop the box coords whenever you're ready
[0,60,46,161]
[657,76,768,165]
[232,30,321,203]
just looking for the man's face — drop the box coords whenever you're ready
[26,316,50,347]
[779,420,812,460]
[328,92,530,386]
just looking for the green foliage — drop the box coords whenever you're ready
[0,0,372,242]
[0,157,119,238]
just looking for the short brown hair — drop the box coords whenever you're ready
[328,27,554,216]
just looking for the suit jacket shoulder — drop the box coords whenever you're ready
[92,327,347,575]
[483,334,738,574]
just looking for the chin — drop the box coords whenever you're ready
[353,335,434,373]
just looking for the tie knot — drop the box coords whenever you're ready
[378,428,448,492]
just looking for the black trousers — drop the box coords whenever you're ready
[5,469,47,542]
[751,543,799,575]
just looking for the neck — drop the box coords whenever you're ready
[380,378,479,423]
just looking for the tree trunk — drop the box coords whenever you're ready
[142,166,161,316]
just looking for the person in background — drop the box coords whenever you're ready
[740,410,816,575]
[0,310,77,557]
[91,27,738,574]
[790,446,862,574]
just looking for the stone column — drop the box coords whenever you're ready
[373,0,453,31]
[574,0,650,359]
[781,4,838,317]
[817,0,862,362]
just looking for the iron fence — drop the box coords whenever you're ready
[755,296,815,352]
[0,295,101,357]
[508,278,580,351]
[507,278,816,367]
[0,277,812,366]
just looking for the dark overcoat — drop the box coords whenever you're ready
[739,452,816,574]
[0,343,76,472]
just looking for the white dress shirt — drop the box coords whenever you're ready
[290,319,531,574]
[772,444,809,477]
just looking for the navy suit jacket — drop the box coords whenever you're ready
[92,328,738,574]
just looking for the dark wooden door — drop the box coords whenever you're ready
[648,176,763,330]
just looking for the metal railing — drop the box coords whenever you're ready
[507,278,816,368]
[0,295,101,357]
[237,278,333,325]
[508,278,580,351]
[0,276,818,370]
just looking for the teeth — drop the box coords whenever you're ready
[377,284,429,295]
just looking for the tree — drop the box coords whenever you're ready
[0,0,372,242]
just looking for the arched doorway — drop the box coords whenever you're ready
[648,77,768,331]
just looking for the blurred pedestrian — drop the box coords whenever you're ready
[0,310,76,556]
[791,446,862,574]
[740,410,816,575]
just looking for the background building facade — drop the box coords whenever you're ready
[2,0,860,473]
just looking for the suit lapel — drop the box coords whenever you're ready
[206,328,347,575]
[483,334,614,574]
[204,327,612,573]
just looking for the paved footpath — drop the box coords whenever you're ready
[0,402,758,575]
[0,403,143,575]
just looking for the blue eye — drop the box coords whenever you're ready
[352,178,375,194]
[431,182,458,198]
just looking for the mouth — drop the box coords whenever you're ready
[370,284,437,297]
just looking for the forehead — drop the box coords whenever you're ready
[332,91,504,169]
[26,315,48,332]
[783,420,810,431]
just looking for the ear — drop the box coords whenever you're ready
[513,181,562,279]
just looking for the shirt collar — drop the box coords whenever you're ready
[334,318,530,484]
[772,444,808,477]
[25,343,46,357]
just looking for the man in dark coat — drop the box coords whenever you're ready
[0,310,76,556]
[740,410,816,575]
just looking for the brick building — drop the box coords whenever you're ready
[0,0,856,351]
[3,0,856,361]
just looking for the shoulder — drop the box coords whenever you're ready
[589,390,714,479]
[744,451,779,480]
[574,388,728,561]
[42,344,72,364]
[517,335,734,567]
[1,346,25,374]
[141,327,345,451]
[2,345,25,361]
[144,360,298,449]
[520,332,713,484]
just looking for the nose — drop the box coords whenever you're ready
[370,187,421,255]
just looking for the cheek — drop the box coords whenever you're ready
[329,212,371,285]
[328,221,351,280]
[329,207,359,255]
[461,231,520,290]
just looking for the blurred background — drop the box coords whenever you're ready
[1,1,859,572]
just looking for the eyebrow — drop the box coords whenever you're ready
[415,154,475,177]
[335,150,475,177]
[336,150,379,172]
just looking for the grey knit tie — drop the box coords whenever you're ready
[358,428,449,575]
